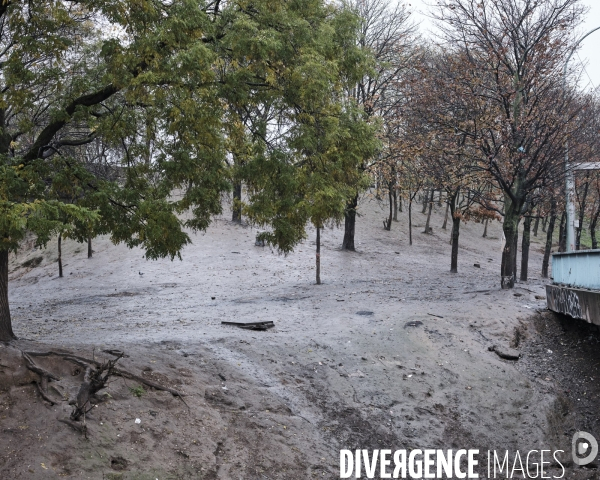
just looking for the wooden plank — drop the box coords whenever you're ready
[221,320,274,326]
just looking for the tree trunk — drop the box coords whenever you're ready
[533,210,540,237]
[542,216,547,233]
[315,227,321,285]
[438,190,443,207]
[384,187,393,231]
[58,234,63,278]
[520,216,532,282]
[542,203,556,278]
[342,195,358,251]
[422,188,429,214]
[482,218,489,238]
[450,192,460,273]
[576,177,590,250]
[591,207,600,250]
[501,196,521,289]
[232,181,242,223]
[0,250,15,342]
[423,189,434,234]
[558,210,566,253]
[398,193,402,212]
[87,237,92,258]
[442,201,449,230]
[408,198,413,246]
[393,189,398,222]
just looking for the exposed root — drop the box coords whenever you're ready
[22,352,61,381]
[6,346,188,431]
[34,381,57,405]
[113,369,185,398]
[71,353,123,421]
[58,418,88,437]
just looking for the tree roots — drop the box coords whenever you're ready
[13,347,187,434]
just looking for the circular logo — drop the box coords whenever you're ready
[572,431,598,466]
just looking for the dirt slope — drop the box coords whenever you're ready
[1,196,595,479]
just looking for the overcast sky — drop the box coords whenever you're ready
[403,0,600,91]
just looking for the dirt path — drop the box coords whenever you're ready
[1,196,594,479]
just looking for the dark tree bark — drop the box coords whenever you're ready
[482,218,489,238]
[501,196,522,289]
[232,181,242,223]
[58,234,63,278]
[408,198,413,245]
[423,189,434,234]
[438,190,443,207]
[342,195,358,251]
[533,209,540,237]
[398,192,403,212]
[520,216,532,282]
[542,202,557,278]
[542,216,548,233]
[442,201,449,230]
[591,207,600,250]
[0,250,15,342]
[449,192,460,273]
[87,237,92,258]
[558,210,566,253]
[315,227,321,285]
[422,188,429,214]
[393,189,398,221]
[384,187,393,231]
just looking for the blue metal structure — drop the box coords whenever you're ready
[551,250,600,290]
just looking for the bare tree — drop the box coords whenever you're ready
[433,0,586,288]
[340,0,417,249]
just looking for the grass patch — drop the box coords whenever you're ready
[129,385,145,398]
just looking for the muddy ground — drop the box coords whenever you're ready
[1,195,599,479]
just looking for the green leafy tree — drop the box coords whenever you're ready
[0,0,377,341]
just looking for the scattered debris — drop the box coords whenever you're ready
[535,295,546,300]
[356,311,374,316]
[404,321,423,328]
[489,345,520,360]
[135,418,141,424]
[513,293,523,297]
[473,263,481,268]
[222,320,275,331]
[427,313,444,319]
[218,373,227,381]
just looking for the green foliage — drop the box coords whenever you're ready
[0,0,377,261]
[129,385,145,398]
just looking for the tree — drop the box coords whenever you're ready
[339,0,416,250]
[434,0,586,288]
[0,0,377,342]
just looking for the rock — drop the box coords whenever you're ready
[473,263,481,268]
[535,295,546,300]
[491,345,520,360]
[404,321,423,328]
[255,231,266,247]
